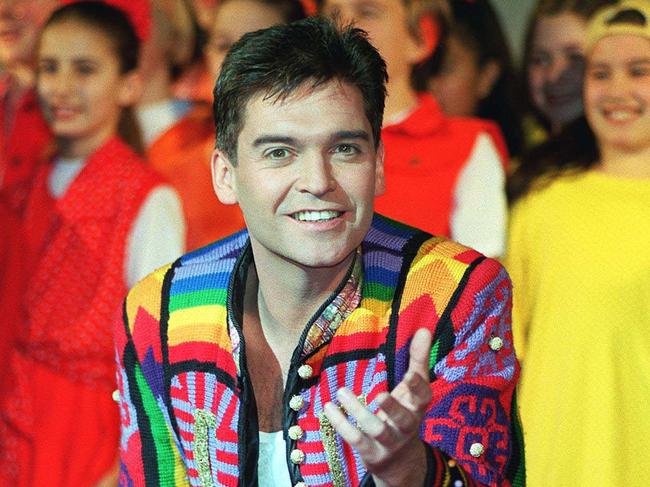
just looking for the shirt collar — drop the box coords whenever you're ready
[382,92,445,137]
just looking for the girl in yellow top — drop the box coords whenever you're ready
[506,2,650,485]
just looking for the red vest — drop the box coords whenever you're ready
[20,137,160,388]
[0,84,52,216]
[376,94,506,237]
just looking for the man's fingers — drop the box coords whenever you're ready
[385,370,432,413]
[407,328,433,380]
[323,400,366,446]
[335,388,392,442]
[375,392,419,435]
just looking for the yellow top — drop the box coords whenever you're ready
[506,170,650,487]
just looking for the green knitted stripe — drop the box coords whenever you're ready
[168,288,227,313]
[429,339,440,371]
[511,393,527,487]
[363,282,395,302]
[134,362,178,484]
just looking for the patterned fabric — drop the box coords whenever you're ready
[115,214,524,486]
[20,136,160,387]
[303,247,363,356]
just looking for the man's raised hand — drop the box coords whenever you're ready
[323,328,434,487]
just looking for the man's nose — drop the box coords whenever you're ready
[295,152,336,196]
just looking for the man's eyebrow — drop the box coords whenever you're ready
[252,135,297,147]
[252,131,370,147]
[332,130,370,141]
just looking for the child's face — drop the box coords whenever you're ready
[0,0,58,68]
[528,12,587,131]
[320,0,424,85]
[37,20,137,157]
[206,0,286,80]
[585,34,650,155]
[428,33,498,117]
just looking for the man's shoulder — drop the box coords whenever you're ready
[368,214,505,287]
[407,234,504,290]
[126,230,250,309]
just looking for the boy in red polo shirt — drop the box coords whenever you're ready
[320,0,508,257]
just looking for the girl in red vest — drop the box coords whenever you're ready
[0,3,185,486]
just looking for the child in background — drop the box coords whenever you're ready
[523,0,616,138]
[173,0,219,104]
[506,1,650,485]
[0,0,57,215]
[0,3,185,486]
[205,0,307,79]
[421,0,524,159]
[510,0,617,200]
[319,0,509,258]
[138,0,250,250]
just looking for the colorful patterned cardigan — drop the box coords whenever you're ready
[115,214,525,486]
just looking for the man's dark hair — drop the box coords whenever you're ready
[213,16,387,162]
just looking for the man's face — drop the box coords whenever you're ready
[0,0,58,68]
[212,80,384,271]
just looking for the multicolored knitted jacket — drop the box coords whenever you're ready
[115,215,525,487]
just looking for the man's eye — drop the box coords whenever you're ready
[266,148,290,159]
[334,144,358,154]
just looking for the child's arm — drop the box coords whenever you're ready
[451,133,507,258]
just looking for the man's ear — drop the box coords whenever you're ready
[410,14,440,64]
[117,70,143,107]
[211,148,238,205]
[374,141,385,196]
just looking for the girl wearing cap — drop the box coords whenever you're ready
[506,1,650,485]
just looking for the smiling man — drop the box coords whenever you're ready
[114,17,524,487]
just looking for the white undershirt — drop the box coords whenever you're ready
[450,132,507,258]
[258,431,291,486]
[49,157,186,287]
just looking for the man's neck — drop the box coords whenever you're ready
[250,248,356,339]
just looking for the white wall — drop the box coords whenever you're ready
[491,0,537,65]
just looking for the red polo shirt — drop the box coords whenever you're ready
[376,93,506,237]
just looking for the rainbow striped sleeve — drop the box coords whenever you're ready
[115,263,191,487]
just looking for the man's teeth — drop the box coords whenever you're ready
[293,210,341,222]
